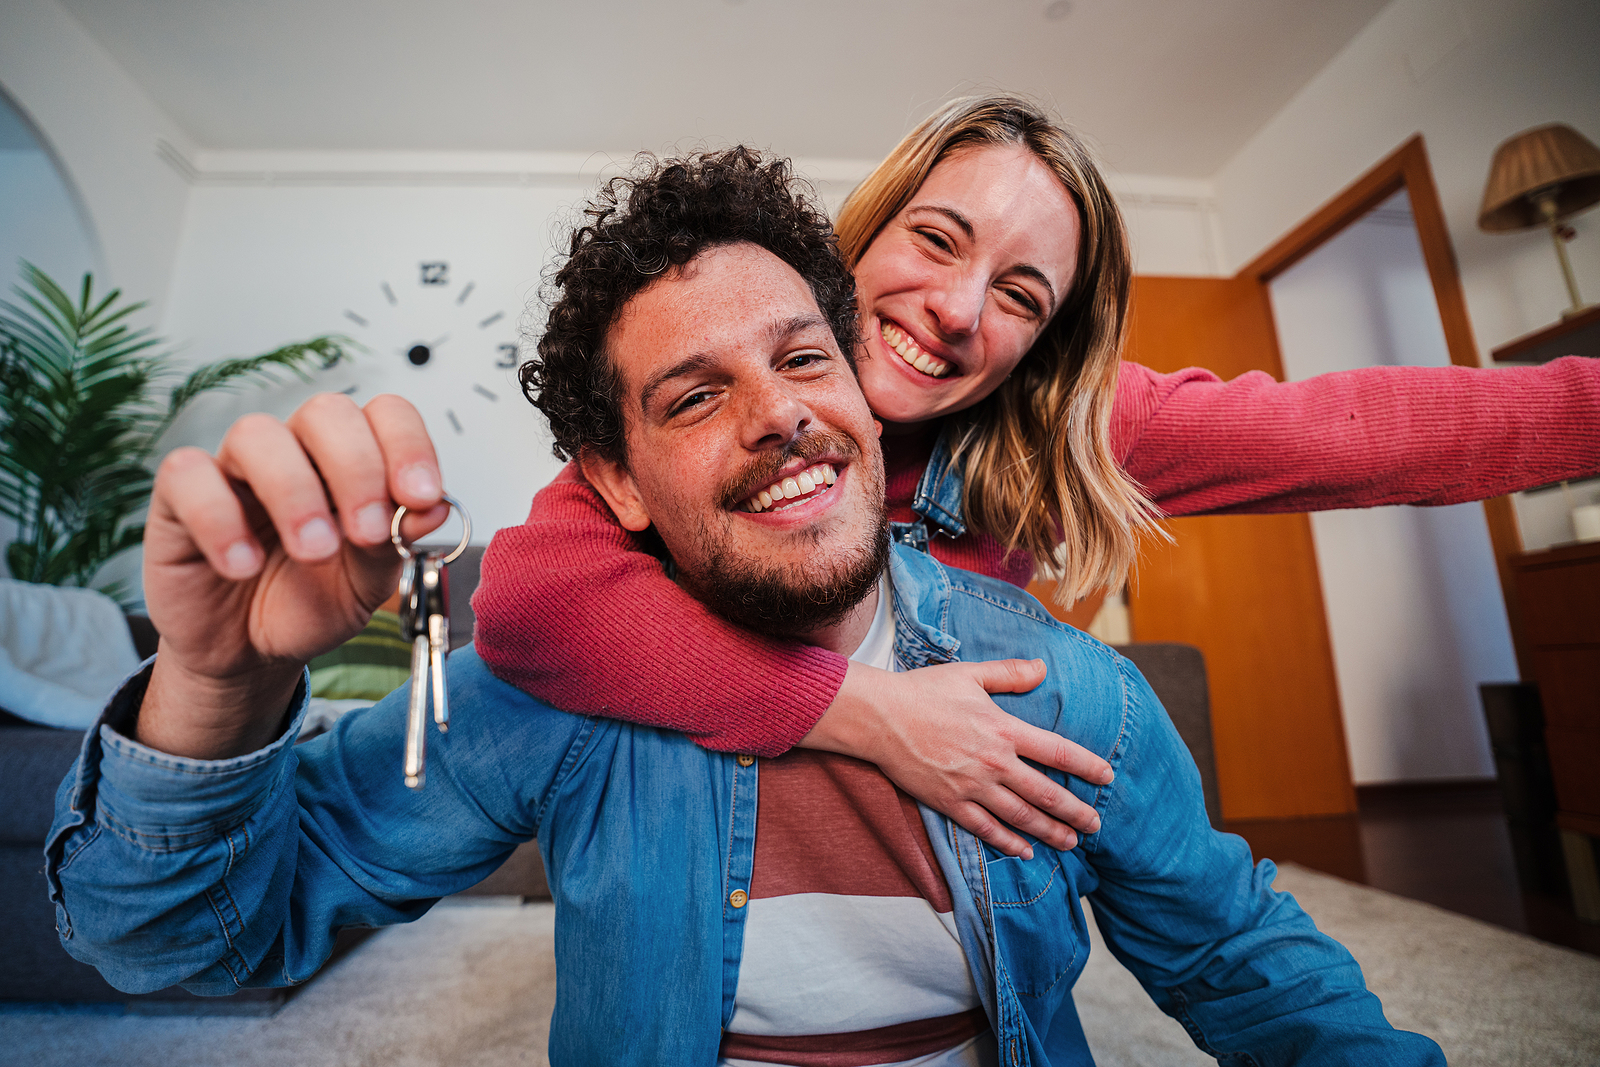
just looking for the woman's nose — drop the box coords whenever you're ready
[925,270,985,338]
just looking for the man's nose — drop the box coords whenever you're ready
[740,376,813,451]
[925,269,985,339]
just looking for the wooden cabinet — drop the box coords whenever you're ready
[1509,541,1600,920]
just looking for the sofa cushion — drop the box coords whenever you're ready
[0,721,84,843]
[0,580,140,729]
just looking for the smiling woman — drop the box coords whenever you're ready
[473,95,1600,859]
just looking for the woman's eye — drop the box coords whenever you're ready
[1002,287,1042,316]
[917,229,954,254]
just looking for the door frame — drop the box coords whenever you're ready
[1239,135,1529,675]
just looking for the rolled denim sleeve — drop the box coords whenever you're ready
[45,650,583,996]
[1083,659,1444,1066]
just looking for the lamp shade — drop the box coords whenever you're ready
[1478,123,1600,232]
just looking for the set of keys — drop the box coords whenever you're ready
[390,495,472,790]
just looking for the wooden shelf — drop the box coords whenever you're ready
[1491,304,1600,364]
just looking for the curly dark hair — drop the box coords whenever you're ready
[520,147,859,464]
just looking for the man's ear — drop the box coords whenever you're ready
[579,449,653,532]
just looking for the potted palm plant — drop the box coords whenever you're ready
[0,263,353,605]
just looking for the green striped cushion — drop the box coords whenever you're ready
[309,610,414,700]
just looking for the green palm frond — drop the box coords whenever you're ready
[0,262,355,605]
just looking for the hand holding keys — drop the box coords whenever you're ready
[392,495,472,789]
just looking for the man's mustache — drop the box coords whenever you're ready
[716,429,861,510]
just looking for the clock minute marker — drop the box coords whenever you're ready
[344,310,370,327]
[456,282,476,306]
[381,282,398,306]
[446,409,463,434]
[478,311,504,329]
[473,384,498,401]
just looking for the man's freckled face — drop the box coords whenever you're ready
[600,243,886,589]
[852,142,1081,433]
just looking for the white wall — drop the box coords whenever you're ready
[1211,0,1600,550]
[1269,192,1515,783]
[0,142,100,285]
[0,0,195,320]
[1105,173,1227,277]
[154,156,598,541]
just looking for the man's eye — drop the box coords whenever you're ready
[782,351,827,371]
[671,390,715,415]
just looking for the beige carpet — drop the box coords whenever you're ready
[3,864,1597,1066]
[1076,863,1600,1066]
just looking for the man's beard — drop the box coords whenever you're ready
[673,429,889,640]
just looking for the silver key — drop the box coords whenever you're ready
[391,495,472,790]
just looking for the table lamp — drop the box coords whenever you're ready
[1478,123,1600,317]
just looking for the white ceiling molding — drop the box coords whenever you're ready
[155,139,879,195]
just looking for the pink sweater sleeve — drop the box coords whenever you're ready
[471,463,848,756]
[1111,356,1600,516]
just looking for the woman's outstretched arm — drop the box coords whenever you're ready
[1113,355,1600,516]
[472,463,1109,858]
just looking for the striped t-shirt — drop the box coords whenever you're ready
[718,581,997,1067]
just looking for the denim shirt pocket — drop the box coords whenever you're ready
[984,849,1087,1001]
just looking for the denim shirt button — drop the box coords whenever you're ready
[729,889,748,908]
[736,754,755,767]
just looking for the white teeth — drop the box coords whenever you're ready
[880,321,952,379]
[744,463,839,513]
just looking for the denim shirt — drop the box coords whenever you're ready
[46,545,1441,1066]
[888,424,967,554]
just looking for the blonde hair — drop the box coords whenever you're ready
[836,93,1162,602]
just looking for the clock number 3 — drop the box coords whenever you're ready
[495,343,519,369]
[420,262,449,286]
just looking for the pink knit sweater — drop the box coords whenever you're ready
[472,357,1600,754]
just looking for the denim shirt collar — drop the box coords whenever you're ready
[886,543,962,667]
[910,424,969,539]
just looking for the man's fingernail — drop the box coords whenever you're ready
[400,464,440,501]
[355,502,392,543]
[1020,846,1034,861]
[297,517,339,558]
[223,540,260,577]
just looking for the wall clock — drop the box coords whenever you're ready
[338,259,523,435]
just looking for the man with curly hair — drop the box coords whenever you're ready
[48,149,1440,1065]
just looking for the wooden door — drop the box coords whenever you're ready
[1124,276,1356,820]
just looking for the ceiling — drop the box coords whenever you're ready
[60,0,1391,177]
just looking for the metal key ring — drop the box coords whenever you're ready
[391,494,472,564]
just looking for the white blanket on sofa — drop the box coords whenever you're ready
[0,579,141,730]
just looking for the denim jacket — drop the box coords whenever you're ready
[46,545,1441,1066]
